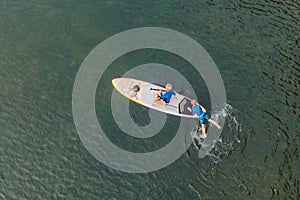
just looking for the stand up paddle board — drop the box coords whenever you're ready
[112,78,198,118]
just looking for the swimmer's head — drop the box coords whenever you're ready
[191,99,197,106]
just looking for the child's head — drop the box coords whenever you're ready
[191,99,197,106]
[165,83,172,91]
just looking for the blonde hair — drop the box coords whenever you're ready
[191,99,197,105]
[165,83,172,91]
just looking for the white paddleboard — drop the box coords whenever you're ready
[112,78,198,118]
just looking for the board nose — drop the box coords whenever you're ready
[112,78,120,88]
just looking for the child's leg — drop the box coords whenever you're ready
[208,119,221,129]
[152,91,166,106]
[201,124,207,138]
[154,91,160,100]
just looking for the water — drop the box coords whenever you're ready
[191,104,241,161]
[1,0,299,199]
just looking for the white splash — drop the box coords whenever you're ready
[190,103,242,160]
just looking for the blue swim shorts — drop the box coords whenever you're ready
[199,112,210,124]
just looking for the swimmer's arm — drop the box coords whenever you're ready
[187,107,198,117]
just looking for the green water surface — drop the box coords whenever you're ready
[0,0,299,199]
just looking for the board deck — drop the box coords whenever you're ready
[112,78,198,118]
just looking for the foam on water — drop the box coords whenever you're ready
[190,104,242,161]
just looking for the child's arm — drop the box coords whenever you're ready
[187,106,198,117]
